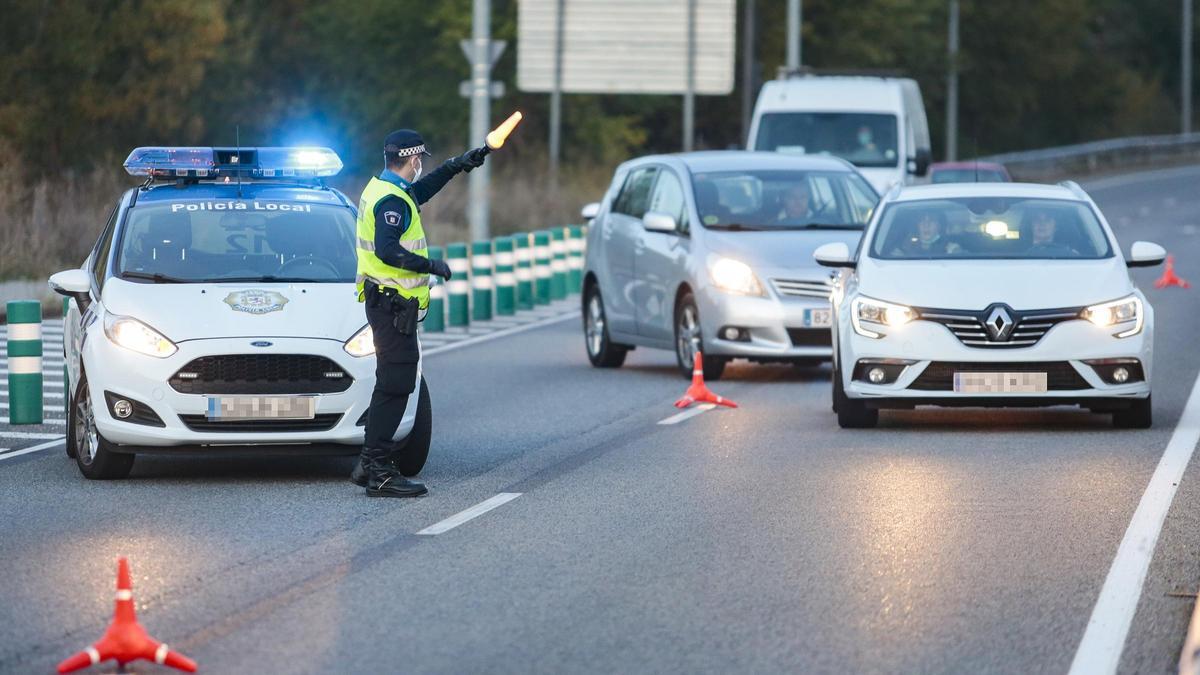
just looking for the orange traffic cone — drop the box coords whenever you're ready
[1155,254,1191,289]
[57,557,197,673]
[674,351,738,409]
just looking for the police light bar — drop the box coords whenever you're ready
[124,146,343,178]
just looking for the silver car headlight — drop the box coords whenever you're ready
[1082,295,1143,338]
[344,324,376,357]
[103,313,177,358]
[851,295,915,339]
[707,255,764,296]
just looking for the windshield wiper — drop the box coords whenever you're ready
[794,222,865,230]
[203,275,325,283]
[704,223,763,231]
[120,271,189,284]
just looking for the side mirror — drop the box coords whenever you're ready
[642,211,678,233]
[581,202,600,220]
[908,148,932,177]
[48,268,92,309]
[1127,240,1167,267]
[814,242,855,268]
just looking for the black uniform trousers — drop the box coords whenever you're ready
[363,286,420,461]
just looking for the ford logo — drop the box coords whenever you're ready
[250,341,273,348]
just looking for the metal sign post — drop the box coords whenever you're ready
[461,0,506,242]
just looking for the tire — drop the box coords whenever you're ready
[1113,395,1152,429]
[834,366,878,428]
[394,377,432,477]
[583,285,628,368]
[674,292,727,381]
[69,373,135,480]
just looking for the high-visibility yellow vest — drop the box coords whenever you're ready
[355,176,430,307]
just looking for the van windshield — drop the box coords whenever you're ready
[755,112,899,168]
[115,201,359,283]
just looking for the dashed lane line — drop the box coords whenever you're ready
[0,438,65,461]
[0,431,65,440]
[657,403,717,425]
[416,493,523,535]
[1068,373,1200,675]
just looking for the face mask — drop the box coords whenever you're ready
[412,158,423,181]
[858,131,872,146]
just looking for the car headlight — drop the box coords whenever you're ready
[851,295,914,339]
[1082,295,1143,338]
[708,256,763,296]
[103,313,177,358]
[344,324,375,357]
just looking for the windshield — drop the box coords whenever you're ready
[869,197,1113,260]
[931,168,1009,183]
[755,112,900,168]
[691,169,878,230]
[115,201,358,282]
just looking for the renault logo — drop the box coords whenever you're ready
[984,305,1015,341]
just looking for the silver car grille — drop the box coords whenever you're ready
[772,278,832,300]
[916,306,1083,349]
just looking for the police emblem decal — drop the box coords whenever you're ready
[223,290,290,315]
[383,211,401,226]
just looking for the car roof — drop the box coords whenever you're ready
[132,181,350,206]
[929,161,1007,171]
[889,182,1085,203]
[625,150,856,174]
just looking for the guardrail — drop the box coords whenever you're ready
[977,132,1200,183]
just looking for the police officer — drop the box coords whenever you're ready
[351,129,488,497]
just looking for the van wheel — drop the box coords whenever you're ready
[834,367,878,428]
[675,292,726,380]
[1113,395,1152,429]
[583,285,628,368]
[394,378,432,477]
[69,374,135,479]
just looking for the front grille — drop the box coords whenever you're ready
[917,305,1081,349]
[787,328,832,347]
[169,355,352,395]
[908,361,1089,391]
[178,413,342,433]
[772,278,833,300]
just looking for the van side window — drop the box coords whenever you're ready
[91,206,119,290]
[613,167,659,218]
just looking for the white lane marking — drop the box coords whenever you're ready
[424,312,575,357]
[0,437,65,461]
[657,403,717,425]
[1069,376,1200,675]
[0,431,64,439]
[416,493,522,535]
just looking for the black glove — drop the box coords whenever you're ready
[459,146,488,173]
[428,258,452,281]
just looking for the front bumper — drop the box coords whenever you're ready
[838,313,1153,405]
[696,283,833,360]
[82,333,376,448]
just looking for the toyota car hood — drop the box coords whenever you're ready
[101,279,364,342]
[704,228,863,276]
[857,257,1133,310]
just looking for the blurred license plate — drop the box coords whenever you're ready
[802,308,832,328]
[953,372,1048,393]
[206,396,316,420]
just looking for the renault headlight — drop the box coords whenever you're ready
[1082,295,1143,338]
[344,324,375,357]
[851,296,914,339]
[103,313,177,358]
[708,256,763,296]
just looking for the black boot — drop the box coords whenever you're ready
[349,456,369,487]
[364,455,427,498]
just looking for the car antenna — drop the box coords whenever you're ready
[236,125,244,199]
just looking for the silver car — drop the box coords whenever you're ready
[581,151,878,379]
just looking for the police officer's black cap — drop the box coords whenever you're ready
[383,129,432,158]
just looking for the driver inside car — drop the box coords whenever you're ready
[893,210,961,256]
[1024,207,1079,257]
[774,182,817,224]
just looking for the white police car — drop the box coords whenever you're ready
[48,147,430,479]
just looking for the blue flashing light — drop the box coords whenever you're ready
[123,146,343,179]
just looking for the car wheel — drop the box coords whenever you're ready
[1113,395,1152,429]
[69,373,135,480]
[394,377,432,477]
[675,292,726,380]
[834,366,878,428]
[583,285,628,368]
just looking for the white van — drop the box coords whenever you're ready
[747,75,932,194]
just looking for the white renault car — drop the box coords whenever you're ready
[47,147,430,479]
[815,181,1164,429]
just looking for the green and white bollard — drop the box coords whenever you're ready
[494,236,516,316]
[471,240,494,322]
[515,234,535,310]
[550,228,568,301]
[446,243,470,327]
[567,225,585,294]
[534,231,552,305]
[6,300,43,425]
[424,246,445,332]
